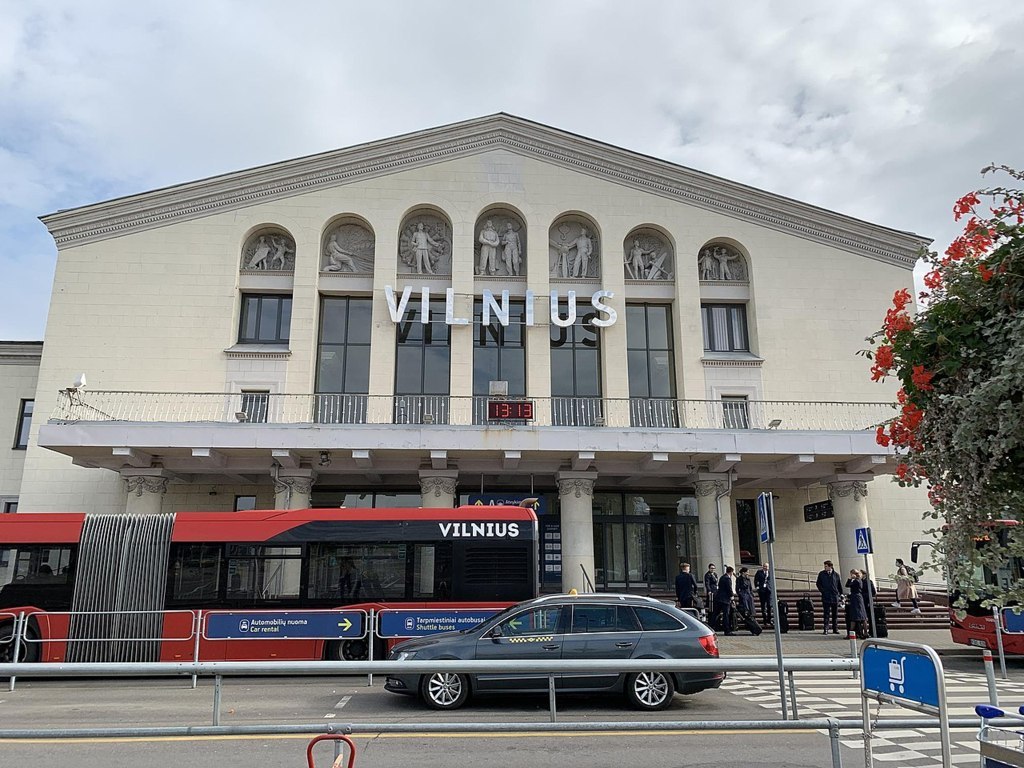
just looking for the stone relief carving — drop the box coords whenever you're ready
[419,476,458,498]
[125,476,168,497]
[549,220,600,279]
[322,222,374,273]
[241,231,296,272]
[474,213,526,277]
[624,231,674,280]
[557,478,595,498]
[399,214,452,275]
[827,480,869,503]
[698,244,747,281]
[694,479,727,498]
[274,476,315,496]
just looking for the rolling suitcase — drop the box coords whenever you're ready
[796,596,815,631]
[872,604,889,638]
[777,600,790,634]
[738,609,763,636]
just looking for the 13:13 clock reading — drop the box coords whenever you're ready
[487,400,535,421]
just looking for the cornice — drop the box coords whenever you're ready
[0,341,44,365]
[40,114,929,269]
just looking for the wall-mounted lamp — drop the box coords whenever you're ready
[235,412,249,423]
[319,451,332,467]
[768,419,782,429]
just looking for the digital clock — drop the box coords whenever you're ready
[487,400,535,421]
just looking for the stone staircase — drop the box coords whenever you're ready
[772,588,949,631]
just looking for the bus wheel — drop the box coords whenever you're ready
[326,638,384,661]
[0,625,40,664]
[421,671,469,710]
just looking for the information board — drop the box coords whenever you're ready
[204,610,365,640]
[862,645,941,712]
[378,609,500,638]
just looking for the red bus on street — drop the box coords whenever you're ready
[0,505,539,663]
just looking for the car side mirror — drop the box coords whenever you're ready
[486,626,503,640]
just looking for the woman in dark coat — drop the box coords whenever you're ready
[846,569,868,639]
[736,567,756,619]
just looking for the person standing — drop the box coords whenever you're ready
[675,562,699,609]
[846,568,868,639]
[815,560,842,635]
[755,562,772,625]
[714,566,737,635]
[893,558,921,613]
[703,563,719,615]
[736,567,755,620]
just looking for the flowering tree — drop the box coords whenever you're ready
[864,165,1024,607]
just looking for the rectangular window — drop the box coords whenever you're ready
[550,302,602,425]
[14,399,33,449]
[315,297,372,423]
[167,544,223,605]
[722,396,750,429]
[306,542,410,602]
[233,495,257,511]
[701,304,749,352]
[395,299,450,424]
[238,294,292,344]
[240,390,270,424]
[225,544,302,601]
[2,500,17,513]
[473,300,526,423]
[626,305,677,427]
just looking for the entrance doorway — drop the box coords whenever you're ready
[735,499,761,565]
[591,493,699,591]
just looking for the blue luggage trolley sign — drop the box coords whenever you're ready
[860,639,951,767]
[378,609,500,639]
[204,610,365,640]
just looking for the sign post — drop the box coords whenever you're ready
[757,491,788,721]
[856,526,878,638]
[860,639,951,767]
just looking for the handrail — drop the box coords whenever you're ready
[774,567,947,593]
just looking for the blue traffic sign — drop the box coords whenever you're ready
[862,645,940,711]
[1002,608,1024,634]
[378,609,499,639]
[855,526,873,555]
[204,610,364,640]
[757,493,774,544]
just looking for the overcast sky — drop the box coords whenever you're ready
[2,1,1021,339]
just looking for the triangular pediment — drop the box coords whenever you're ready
[41,113,927,267]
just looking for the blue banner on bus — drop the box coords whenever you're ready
[378,609,500,638]
[205,610,365,640]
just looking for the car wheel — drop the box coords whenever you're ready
[625,670,675,711]
[421,671,470,710]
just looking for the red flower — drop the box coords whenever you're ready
[923,270,942,290]
[875,426,891,447]
[892,288,912,310]
[954,192,980,221]
[978,262,995,282]
[911,365,935,391]
[883,308,913,337]
[875,345,894,370]
[895,463,910,480]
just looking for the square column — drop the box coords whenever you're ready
[419,469,458,508]
[695,475,736,569]
[556,471,597,593]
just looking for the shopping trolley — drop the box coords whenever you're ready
[306,734,357,768]
[976,705,1024,767]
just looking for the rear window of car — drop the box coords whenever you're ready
[633,606,685,631]
[570,605,640,633]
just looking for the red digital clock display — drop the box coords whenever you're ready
[487,400,535,420]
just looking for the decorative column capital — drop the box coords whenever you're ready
[694,479,727,498]
[557,477,595,499]
[275,475,315,496]
[124,476,168,497]
[827,480,869,503]
[419,476,457,498]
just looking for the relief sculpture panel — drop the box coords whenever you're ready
[698,244,748,281]
[475,211,526,277]
[549,218,600,279]
[322,222,374,273]
[624,230,674,280]
[398,213,452,275]
[241,230,296,272]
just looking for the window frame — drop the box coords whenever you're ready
[626,304,676,400]
[394,299,451,396]
[238,293,293,345]
[472,300,527,397]
[700,303,750,353]
[549,305,602,398]
[13,399,33,450]
[315,296,373,395]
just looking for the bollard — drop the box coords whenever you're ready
[848,632,858,679]
[548,674,557,722]
[367,610,375,688]
[213,674,222,726]
[993,606,1008,679]
[827,718,843,768]
[982,649,999,706]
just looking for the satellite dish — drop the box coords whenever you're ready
[73,373,87,389]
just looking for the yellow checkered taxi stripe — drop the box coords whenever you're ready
[507,635,555,643]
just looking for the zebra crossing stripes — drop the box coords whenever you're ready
[721,669,1024,767]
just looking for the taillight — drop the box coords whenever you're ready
[699,634,719,657]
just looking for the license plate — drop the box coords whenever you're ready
[969,638,988,648]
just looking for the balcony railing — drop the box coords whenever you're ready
[49,391,894,432]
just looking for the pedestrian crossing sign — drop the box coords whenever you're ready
[855,526,873,554]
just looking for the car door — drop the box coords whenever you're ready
[560,604,642,690]
[473,604,565,692]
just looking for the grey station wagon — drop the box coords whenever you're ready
[384,593,724,710]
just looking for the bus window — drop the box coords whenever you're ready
[0,545,74,586]
[306,543,407,602]
[413,542,453,600]
[167,544,222,605]
[225,545,302,602]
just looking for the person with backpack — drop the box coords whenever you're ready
[893,558,921,613]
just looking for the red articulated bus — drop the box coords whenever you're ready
[0,506,539,663]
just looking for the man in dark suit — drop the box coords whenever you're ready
[713,566,737,635]
[755,562,772,625]
[675,562,699,609]
[815,560,842,634]
[703,563,719,615]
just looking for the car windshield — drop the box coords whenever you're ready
[471,604,520,632]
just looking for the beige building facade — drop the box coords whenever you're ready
[1,342,41,513]
[15,115,930,592]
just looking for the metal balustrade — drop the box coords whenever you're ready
[50,390,893,431]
